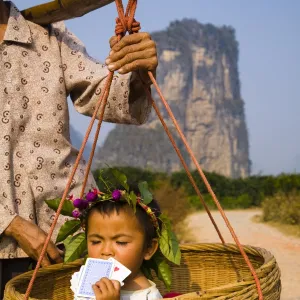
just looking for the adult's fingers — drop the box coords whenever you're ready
[57,248,65,257]
[117,57,158,74]
[106,40,155,65]
[107,49,157,73]
[40,255,51,268]
[109,36,118,49]
[47,241,63,264]
[111,32,151,53]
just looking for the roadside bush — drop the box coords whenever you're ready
[153,180,191,227]
[188,193,252,210]
[262,191,300,225]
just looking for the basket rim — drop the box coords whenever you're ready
[4,243,279,299]
[180,243,273,260]
[6,243,274,282]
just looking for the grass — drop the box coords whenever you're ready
[252,214,300,238]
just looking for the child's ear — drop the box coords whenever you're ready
[143,238,159,261]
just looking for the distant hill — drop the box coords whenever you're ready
[93,125,190,173]
[94,19,251,178]
[70,125,92,159]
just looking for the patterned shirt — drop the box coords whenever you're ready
[0,2,151,259]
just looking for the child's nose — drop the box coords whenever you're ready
[101,243,114,257]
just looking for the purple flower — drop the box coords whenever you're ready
[73,198,89,210]
[72,209,81,218]
[86,191,98,203]
[112,189,122,201]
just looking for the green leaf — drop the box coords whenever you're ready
[138,181,153,204]
[152,253,172,290]
[130,191,137,212]
[56,219,81,243]
[159,213,172,226]
[159,225,181,265]
[64,233,87,263]
[111,168,129,191]
[63,235,72,248]
[169,231,181,265]
[159,226,171,258]
[45,198,74,217]
[101,193,113,201]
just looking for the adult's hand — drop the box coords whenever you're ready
[4,216,63,267]
[106,32,158,86]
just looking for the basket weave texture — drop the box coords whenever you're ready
[4,243,281,300]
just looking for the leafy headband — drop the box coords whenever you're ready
[45,168,181,289]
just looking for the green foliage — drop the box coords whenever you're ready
[159,214,181,265]
[64,233,87,263]
[93,167,166,192]
[111,168,129,191]
[262,191,300,225]
[93,167,300,211]
[138,181,153,205]
[142,252,172,291]
[56,220,81,243]
[171,171,300,209]
[45,198,74,217]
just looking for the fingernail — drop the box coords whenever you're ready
[108,64,115,71]
[119,68,124,73]
[105,58,111,65]
[109,50,114,56]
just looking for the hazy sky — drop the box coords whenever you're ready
[16,1,300,175]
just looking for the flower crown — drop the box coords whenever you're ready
[45,168,181,289]
[68,187,160,231]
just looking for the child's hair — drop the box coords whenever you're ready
[84,185,162,249]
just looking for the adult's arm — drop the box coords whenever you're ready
[55,22,157,125]
[4,216,63,267]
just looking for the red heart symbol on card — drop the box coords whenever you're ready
[114,267,120,272]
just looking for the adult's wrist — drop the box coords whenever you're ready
[4,215,22,237]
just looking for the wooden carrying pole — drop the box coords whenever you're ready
[21,0,114,25]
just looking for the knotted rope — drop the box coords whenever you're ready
[24,1,263,299]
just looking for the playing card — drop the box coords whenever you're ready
[109,257,131,283]
[70,266,85,295]
[77,258,114,298]
[77,266,84,283]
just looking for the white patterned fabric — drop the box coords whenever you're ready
[0,1,151,259]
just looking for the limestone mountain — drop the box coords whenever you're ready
[94,19,250,178]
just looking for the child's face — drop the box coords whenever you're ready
[87,208,155,279]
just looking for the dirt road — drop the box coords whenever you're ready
[185,210,300,300]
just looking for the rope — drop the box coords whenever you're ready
[80,2,140,201]
[24,1,128,296]
[115,0,140,36]
[24,1,263,299]
[142,86,225,244]
[147,71,263,300]
[24,72,114,299]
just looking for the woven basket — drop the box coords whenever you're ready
[4,243,281,300]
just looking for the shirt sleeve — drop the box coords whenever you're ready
[53,22,151,125]
[0,204,17,235]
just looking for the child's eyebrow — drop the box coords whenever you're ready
[112,234,133,239]
[87,233,133,239]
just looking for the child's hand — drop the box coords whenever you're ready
[92,277,121,300]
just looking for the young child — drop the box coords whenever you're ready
[49,176,181,299]
[83,191,163,300]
